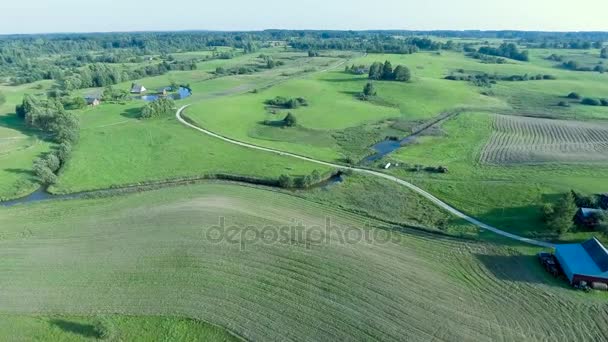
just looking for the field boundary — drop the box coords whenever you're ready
[177,105,554,248]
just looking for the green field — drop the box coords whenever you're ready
[387,112,608,240]
[2,183,607,341]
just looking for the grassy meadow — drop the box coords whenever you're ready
[2,183,608,341]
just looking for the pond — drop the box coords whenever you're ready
[135,87,192,102]
[363,136,416,163]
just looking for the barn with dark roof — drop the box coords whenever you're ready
[555,237,608,285]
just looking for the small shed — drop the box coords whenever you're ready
[555,237,608,285]
[131,84,147,94]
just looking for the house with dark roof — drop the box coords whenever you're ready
[555,237,608,285]
[575,208,606,227]
[130,84,147,94]
[85,97,101,106]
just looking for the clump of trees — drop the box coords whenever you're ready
[445,72,555,86]
[278,170,324,189]
[368,61,411,82]
[265,96,308,109]
[468,53,507,64]
[477,43,529,61]
[260,55,285,69]
[308,51,320,57]
[215,65,259,76]
[102,86,130,102]
[344,64,368,75]
[541,192,578,235]
[561,60,605,73]
[139,98,175,119]
[579,97,608,106]
[581,98,601,106]
[601,47,608,59]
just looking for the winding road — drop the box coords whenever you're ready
[176,105,554,248]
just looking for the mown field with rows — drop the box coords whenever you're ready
[480,114,608,165]
[1,183,608,341]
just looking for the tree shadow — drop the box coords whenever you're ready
[48,319,102,338]
[4,168,34,176]
[258,120,287,128]
[120,107,141,119]
[322,77,364,83]
[339,90,360,97]
[0,113,49,141]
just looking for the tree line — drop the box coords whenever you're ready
[15,95,79,185]
[59,60,197,91]
[477,43,529,61]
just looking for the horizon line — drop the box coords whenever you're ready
[2,28,608,37]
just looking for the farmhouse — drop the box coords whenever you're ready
[131,84,147,94]
[85,97,101,106]
[555,237,608,286]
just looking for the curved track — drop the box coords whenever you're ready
[176,105,554,248]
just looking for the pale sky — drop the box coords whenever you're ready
[1,0,606,34]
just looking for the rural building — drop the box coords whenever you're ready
[85,97,101,106]
[575,208,606,227]
[131,84,147,94]
[555,237,608,285]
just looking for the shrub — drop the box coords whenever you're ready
[283,113,297,127]
[278,174,294,188]
[557,101,570,107]
[393,65,411,82]
[567,92,581,99]
[363,82,377,97]
[601,99,608,106]
[265,96,308,109]
[581,98,601,106]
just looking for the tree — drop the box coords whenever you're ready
[601,47,608,59]
[381,60,394,80]
[368,62,383,80]
[392,65,411,82]
[278,174,294,188]
[363,82,377,97]
[545,193,578,235]
[0,91,5,106]
[57,142,72,163]
[283,113,297,127]
[33,158,57,185]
